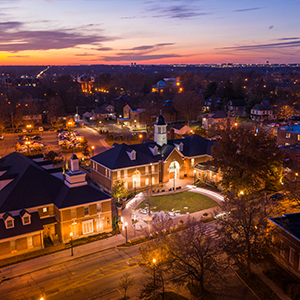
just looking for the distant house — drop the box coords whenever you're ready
[277,125,300,146]
[77,75,95,93]
[94,104,116,120]
[250,101,276,122]
[269,212,300,280]
[171,124,193,135]
[202,111,235,131]
[4,78,39,88]
[0,153,112,258]
[227,99,247,117]
[117,104,146,128]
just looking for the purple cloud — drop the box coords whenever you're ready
[0,21,117,52]
[146,2,210,19]
[96,47,114,51]
[75,53,95,56]
[233,7,263,12]
[123,43,174,51]
[216,40,300,51]
[102,54,182,62]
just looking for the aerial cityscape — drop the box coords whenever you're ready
[1,1,300,300]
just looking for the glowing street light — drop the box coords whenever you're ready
[70,232,74,256]
[153,258,157,290]
[124,222,128,244]
[91,145,95,156]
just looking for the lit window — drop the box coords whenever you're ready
[10,240,16,251]
[286,133,291,139]
[124,169,127,178]
[27,236,33,248]
[43,207,47,213]
[82,219,93,234]
[117,170,121,179]
[297,134,300,141]
[191,158,195,166]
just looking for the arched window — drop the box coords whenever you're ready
[132,170,141,187]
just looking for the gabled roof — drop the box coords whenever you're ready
[169,134,214,157]
[0,152,111,213]
[92,143,158,169]
[252,102,271,110]
[171,124,190,130]
[206,110,228,119]
[92,134,214,170]
[228,99,247,107]
[0,212,43,239]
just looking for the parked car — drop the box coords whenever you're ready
[270,193,284,200]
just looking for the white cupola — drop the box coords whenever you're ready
[154,115,167,146]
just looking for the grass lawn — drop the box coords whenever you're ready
[137,191,219,214]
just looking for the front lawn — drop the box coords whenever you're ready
[137,191,219,214]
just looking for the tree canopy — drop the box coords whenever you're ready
[210,126,282,195]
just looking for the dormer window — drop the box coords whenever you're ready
[6,219,14,228]
[23,216,30,224]
[149,145,158,156]
[20,209,31,225]
[3,213,14,229]
[126,149,136,160]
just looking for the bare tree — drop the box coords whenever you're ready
[118,272,135,300]
[216,193,277,278]
[167,219,227,297]
[173,91,204,125]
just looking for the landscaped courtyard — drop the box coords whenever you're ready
[137,191,219,214]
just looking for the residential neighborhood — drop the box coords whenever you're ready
[1,63,300,299]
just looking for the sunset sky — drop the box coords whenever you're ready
[0,0,300,66]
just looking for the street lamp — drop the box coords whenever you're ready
[70,232,74,256]
[150,163,153,193]
[153,258,156,289]
[91,145,95,156]
[124,222,128,244]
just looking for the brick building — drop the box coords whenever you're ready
[277,125,300,146]
[269,213,300,280]
[0,153,112,258]
[91,115,214,194]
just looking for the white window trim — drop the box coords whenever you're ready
[82,219,94,234]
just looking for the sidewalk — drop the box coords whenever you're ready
[121,185,224,240]
[250,263,292,300]
[0,234,125,281]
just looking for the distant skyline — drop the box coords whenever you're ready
[0,0,300,66]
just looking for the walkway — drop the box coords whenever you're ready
[120,181,224,241]
[0,234,125,281]
[121,183,292,300]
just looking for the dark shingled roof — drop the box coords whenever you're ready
[171,124,189,130]
[0,212,43,239]
[54,184,111,208]
[270,213,300,240]
[0,152,111,213]
[92,134,214,170]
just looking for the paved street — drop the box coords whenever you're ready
[0,125,111,160]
